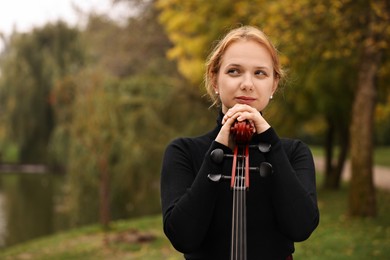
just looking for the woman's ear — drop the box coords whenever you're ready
[212,75,219,94]
[272,78,279,95]
[214,85,219,95]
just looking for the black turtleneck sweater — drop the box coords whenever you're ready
[160,112,319,259]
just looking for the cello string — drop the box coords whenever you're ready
[242,146,247,260]
[231,177,236,260]
[243,146,248,260]
[240,149,244,260]
[232,145,239,260]
[238,145,242,257]
[238,146,246,260]
[238,152,242,260]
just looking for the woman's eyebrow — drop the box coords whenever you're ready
[224,63,272,71]
[225,63,242,67]
[254,65,271,70]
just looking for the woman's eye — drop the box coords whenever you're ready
[227,68,239,75]
[255,70,267,77]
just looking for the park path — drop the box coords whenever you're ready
[314,157,390,190]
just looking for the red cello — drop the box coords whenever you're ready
[208,120,273,260]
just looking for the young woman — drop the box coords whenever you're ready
[161,25,319,260]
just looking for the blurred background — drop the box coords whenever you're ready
[0,0,389,257]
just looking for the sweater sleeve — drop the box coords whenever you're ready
[160,138,230,253]
[252,127,320,242]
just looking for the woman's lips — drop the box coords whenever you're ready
[235,96,256,104]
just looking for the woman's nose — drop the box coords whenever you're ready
[240,73,254,91]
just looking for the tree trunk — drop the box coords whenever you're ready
[323,119,349,190]
[333,127,349,188]
[323,119,335,189]
[99,154,110,245]
[348,40,381,217]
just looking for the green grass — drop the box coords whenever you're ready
[0,215,182,260]
[295,186,390,259]
[374,146,390,167]
[310,145,390,167]
[0,142,18,163]
[1,183,390,260]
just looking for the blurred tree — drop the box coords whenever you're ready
[375,53,390,144]
[257,0,359,190]
[62,69,118,238]
[52,69,201,226]
[348,0,389,217]
[85,0,179,79]
[50,0,214,227]
[0,21,85,163]
[271,60,354,190]
[257,0,389,216]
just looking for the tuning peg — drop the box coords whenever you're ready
[210,149,224,163]
[258,143,271,153]
[236,163,273,178]
[259,162,273,177]
[250,143,271,153]
[207,173,231,182]
[210,148,235,164]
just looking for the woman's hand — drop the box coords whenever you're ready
[215,113,238,149]
[215,104,271,148]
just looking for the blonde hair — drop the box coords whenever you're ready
[205,25,285,107]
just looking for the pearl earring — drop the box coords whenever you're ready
[270,95,273,100]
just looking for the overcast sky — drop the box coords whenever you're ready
[0,0,128,49]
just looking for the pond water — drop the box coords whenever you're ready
[0,173,68,248]
[0,169,161,248]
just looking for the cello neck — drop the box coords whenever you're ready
[230,120,253,260]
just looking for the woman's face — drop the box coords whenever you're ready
[215,40,278,114]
